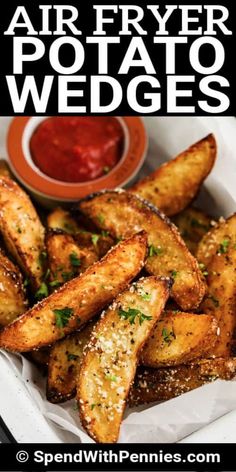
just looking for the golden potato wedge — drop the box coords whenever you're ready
[129,358,236,406]
[0,232,147,352]
[172,207,213,255]
[78,190,205,310]
[46,231,98,287]
[78,276,171,443]
[200,244,236,357]
[140,311,218,367]
[130,134,216,216]
[0,160,12,179]
[47,322,94,403]
[47,207,80,234]
[0,176,45,290]
[197,214,236,267]
[0,249,27,326]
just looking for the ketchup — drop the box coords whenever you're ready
[30,117,124,183]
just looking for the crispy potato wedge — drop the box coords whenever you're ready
[130,134,216,216]
[78,276,171,443]
[0,232,147,352]
[0,160,12,179]
[129,358,236,406]
[0,249,27,326]
[78,190,205,310]
[47,322,94,403]
[46,231,98,287]
[0,176,45,290]
[197,214,236,267]
[140,311,218,367]
[172,207,213,255]
[200,245,236,357]
[47,207,81,234]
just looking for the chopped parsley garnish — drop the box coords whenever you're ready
[64,222,75,233]
[148,245,163,257]
[190,218,209,230]
[118,307,152,325]
[53,307,74,328]
[218,239,230,254]
[208,295,220,307]
[17,227,22,234]
[97,214,105,224]
[44,268,50,280]
[140,292,151,301]
[38,251,47,268]
[105,374,118,382]
[91,234,100,246]
[49,279,61,288]
[198,263,208,277]
[67,353,79,361]
[91,403,97,410]
[23,278,30,288]
[162,327,176,344]
[171,270,178,279]
[69,252,81,267]
[101,230,109,237]
[35,282,48,300]
[62,271,74,282]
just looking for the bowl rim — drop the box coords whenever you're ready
[7,116,148,200]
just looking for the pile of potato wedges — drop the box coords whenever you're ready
[0,133,236,443]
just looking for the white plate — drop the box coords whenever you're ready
[0,116,236,443]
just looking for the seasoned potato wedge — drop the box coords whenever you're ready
[130,134,216,216]
[47,322,94,403]
[78,190,205,310]
[46,231,98,287]
[78,276,171,443]
[197,214,236,267]
[140,311,218,367]
[172,207,212,255]
[200,245,236,357]
[0,249,27,326]
[47,207,81,234]
[0,232,147,352]
[129,358,236,406]
[0,176,45,290]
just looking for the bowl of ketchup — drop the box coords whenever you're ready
[7,116,147,207]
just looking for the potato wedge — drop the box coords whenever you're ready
[140,311,218,367]
[0,176,45,290]
[130,134,216,216]
[172,207,212,255]
[78,276,171,443]
[0,232,147,352]
[46,231,98,287]
[200,245,236,357]
[47,207,81,234]
[0,249,27,326]
[47,322,94,403]
[197,214,236,267]
[78,190,205,310]
[129,358,236,406]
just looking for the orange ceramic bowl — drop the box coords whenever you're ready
[7,116,147,207]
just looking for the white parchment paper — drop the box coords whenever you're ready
[1,116,236,443]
